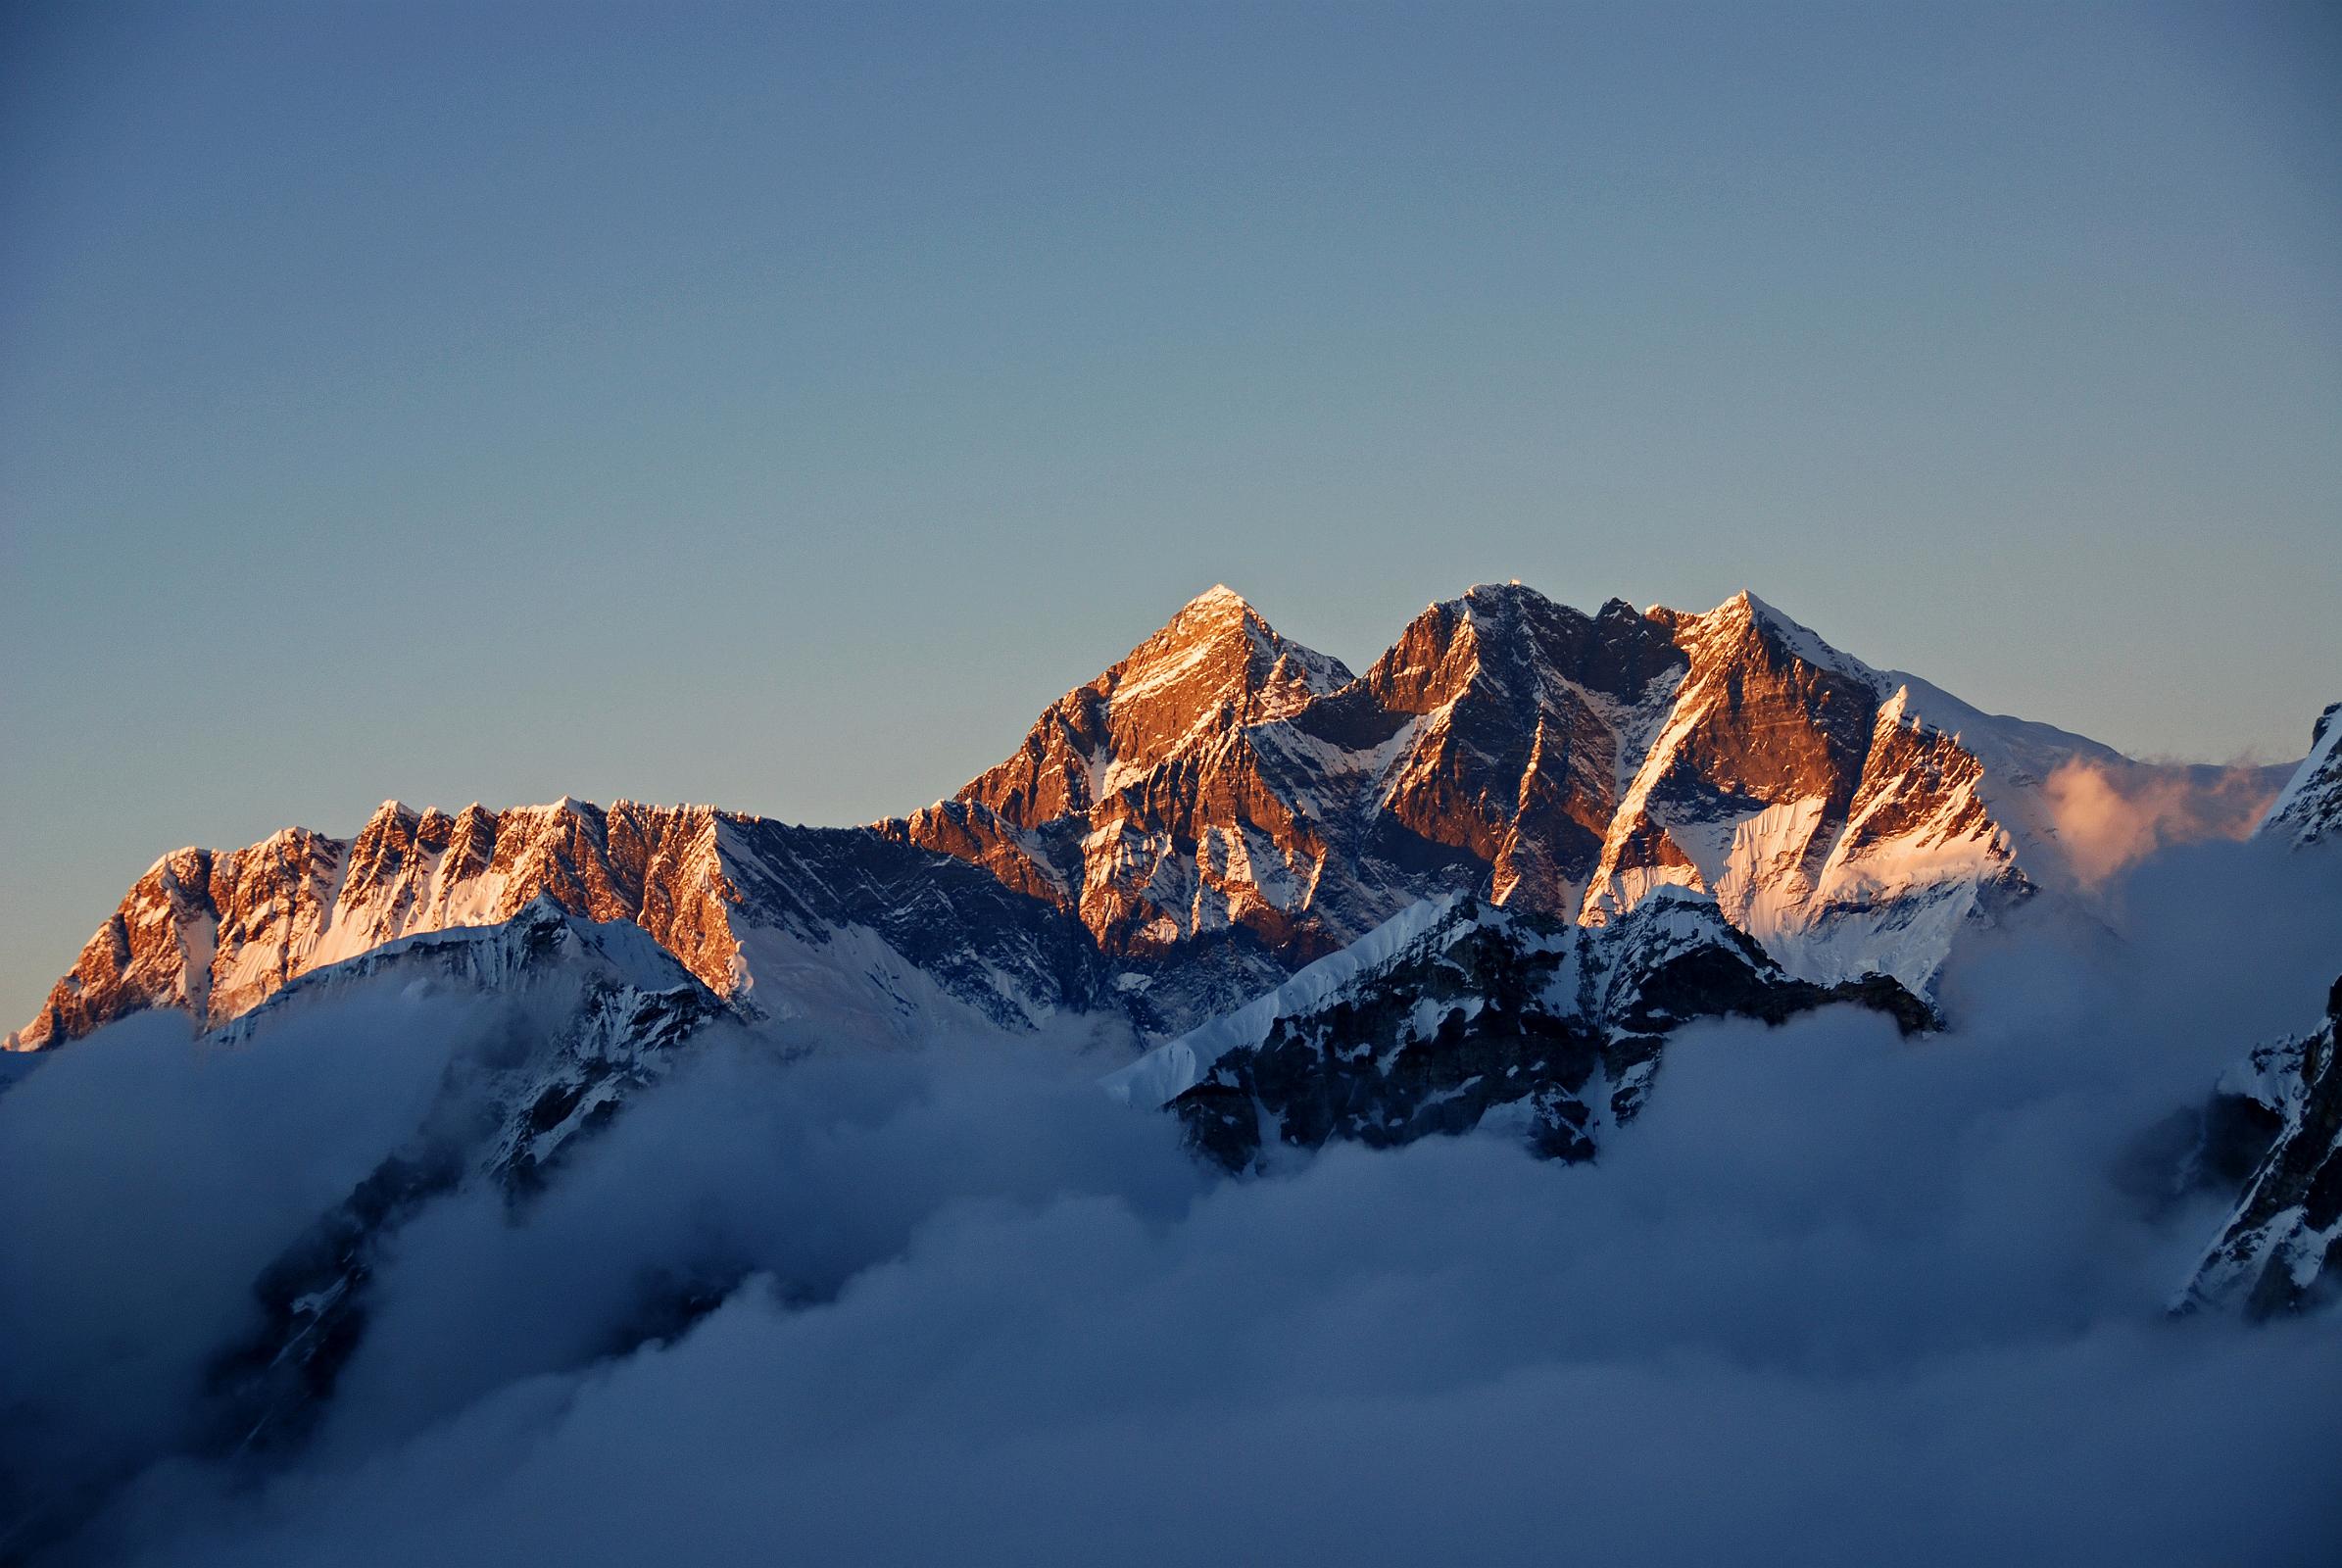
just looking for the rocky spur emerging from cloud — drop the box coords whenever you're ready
[4,833,2340,1566]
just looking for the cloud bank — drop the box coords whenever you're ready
[5,840,2339,1566]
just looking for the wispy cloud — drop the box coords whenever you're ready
[2043,760,2283,888]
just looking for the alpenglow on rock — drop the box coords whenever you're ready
[881,583,2273,999]
[12,582,2298,1055]
[7,801,1115,1054]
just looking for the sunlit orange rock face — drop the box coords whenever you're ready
[14,848,223,1050]
[19,579,2279,1054]
[8,800,1105,1051]
[882,587,1356,958]
[881,581,2134,994]
[9,804,733,1051]
[1356,585,1688,911]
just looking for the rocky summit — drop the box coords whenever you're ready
[0,574,2330,1470]
[2180,974,2342,1318]
[8,800,1113,1054]
[13,581,2309,1062]
[1107,887,1934,1174]
[882,581,2282,999]
[2256,703,2342,852]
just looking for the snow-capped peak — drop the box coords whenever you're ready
[1180,582,1251,617]
[26,578,2286,1063]
[1704,588,1876,681]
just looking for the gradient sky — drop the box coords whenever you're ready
[3,0,2338,1027]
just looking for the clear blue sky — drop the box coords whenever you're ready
[3,0,2337,1026]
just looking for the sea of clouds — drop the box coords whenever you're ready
[4,838,2339,1566]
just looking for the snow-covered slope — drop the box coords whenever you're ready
[890,582,2259,1002]
[201,898,736,1451]
[1109,888,1930,1171]
[10,802,1115,1054]
[2178,975,2342,1317]
[1102,895,1467,1115]
[18,581,2286,1059]
[1573,593,2043,988]
[2256,703,2342,850]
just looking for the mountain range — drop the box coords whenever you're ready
[11,582,2300,1057]
[3,577,2337,1544]
[7,584,2335,1323]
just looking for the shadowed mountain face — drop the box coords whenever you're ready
[9,581,2295,1059]
[881,582,2252,997]
[12,582,2299,1058]
[2256,703,2342,851]
[198,900,738,1457]
[0,581,2329,1541]
[1104,889,1934,1173]
[2181,976,2342,1318]
[8,802,1117,1054]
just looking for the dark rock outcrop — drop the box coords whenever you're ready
[1110,890,1932,1174]
[2179,976,2342,1317]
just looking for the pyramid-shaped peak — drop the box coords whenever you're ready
[1721,589,1799,635]
[1684,589,1874,680]
[1712,588,1805,628]
[938,581,1355,826]
[1157,583,1267,640]
[1122,583,1348,697]
[1134,584,1285,656]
